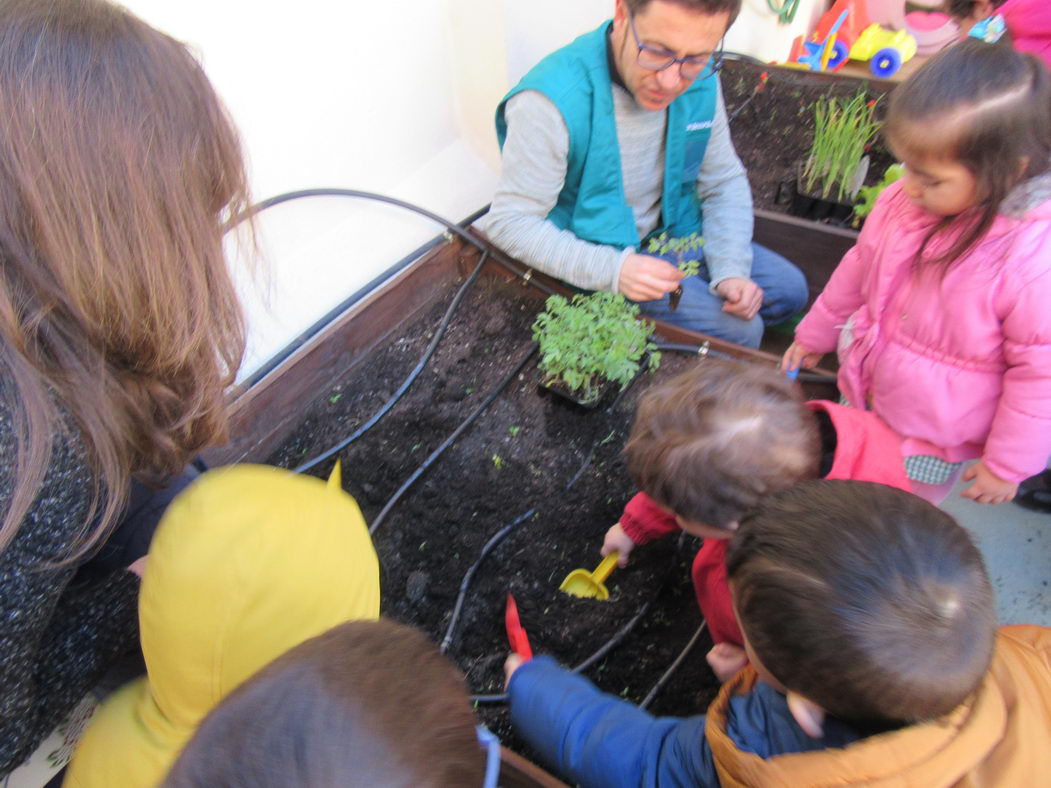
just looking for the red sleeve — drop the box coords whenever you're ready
[693,540,743,646]
[619,492,679,545]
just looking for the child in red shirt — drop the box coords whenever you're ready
[602,359,911,678]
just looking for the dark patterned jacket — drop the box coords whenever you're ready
[0,393,139,777]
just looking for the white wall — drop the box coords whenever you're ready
[123,0,509,380]
[122,0,828,381]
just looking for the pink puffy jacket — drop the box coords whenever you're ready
[1000,0,1051,72]
[795,180,1051,483]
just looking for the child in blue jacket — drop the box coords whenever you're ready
[505,480,1051,787]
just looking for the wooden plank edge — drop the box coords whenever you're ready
[202,237,469,467]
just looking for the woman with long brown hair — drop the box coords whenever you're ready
[0,0,250,774]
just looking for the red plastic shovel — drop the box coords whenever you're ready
[505,592,533,661]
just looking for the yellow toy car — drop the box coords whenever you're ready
[849,23,917,78]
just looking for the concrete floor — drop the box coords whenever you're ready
[942,466,1051,626]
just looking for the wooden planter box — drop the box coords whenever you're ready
[208,225,844,467]
[202,219,845,785]
[754,208,857,308]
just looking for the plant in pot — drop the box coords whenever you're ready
[531,292,660,407]
[646,232,703,311]
[853,161,903,226]
[789,90,881,225]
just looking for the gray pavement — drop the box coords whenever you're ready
[942,466,1051,626]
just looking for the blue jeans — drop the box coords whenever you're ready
[637,243,808,349]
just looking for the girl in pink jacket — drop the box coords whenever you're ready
[947,1,1051,71]
[784,39,1051,505]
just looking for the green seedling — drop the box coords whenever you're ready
[492,454,504,470]
[802,90,881,203]
[646,232,704,309]
[854,162,904,224]
[508,425,521,437]
[328,393,343,404]
[532,292,660,405]
[646,231,704,277]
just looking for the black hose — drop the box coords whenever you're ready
[654,341,838,384]
[293,250,490,474]
[440,508,537,654]
[469,598,656,706]
[572,595,656,674]
[639,621,707,710]
[368,343,539,535]
[443,375,638,655]
[242,188,491,255]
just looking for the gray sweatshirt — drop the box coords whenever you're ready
[480,80,755,295]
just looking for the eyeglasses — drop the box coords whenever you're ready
[627,12,723,80]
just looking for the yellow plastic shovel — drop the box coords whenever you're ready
[559,553,619,600]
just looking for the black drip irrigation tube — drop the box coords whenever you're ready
[440,508,537,654]
[368,342,538,535]
[639,621,708,710]
[241,188,551,477]
[442,379,641,656]
[471,588,663,705]
[293,249,490,474]
[244,188,491,257]
[654,341,838,385]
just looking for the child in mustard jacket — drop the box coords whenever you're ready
[507,480,1051,787]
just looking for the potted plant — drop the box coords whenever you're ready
[531,292,660,407]
[786,90,881,225]
[853,162,903,226]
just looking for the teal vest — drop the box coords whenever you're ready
[496,21,717,250]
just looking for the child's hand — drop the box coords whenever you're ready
[781,341,824,373]
[602,523,636,567]
[504,653,524,690]
[960,459,1019,504]
[706,643,749,683]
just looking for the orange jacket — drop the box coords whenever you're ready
[706,625,1051,786]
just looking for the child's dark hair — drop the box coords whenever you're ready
[163,619,485,788]
[727,480,996,723]
[884,38,1051,271]
[624,359,819,528]
[944,1,1007,21]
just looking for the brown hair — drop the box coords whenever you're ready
[625,0,742,24]
[0,0,250,554]
[624,359,819,528]
[163,619,486,788]
[883,38,1051,272]
[727,480,996,723]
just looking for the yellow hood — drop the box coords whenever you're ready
[66,463,380,788]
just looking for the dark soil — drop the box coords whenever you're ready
[268,274,725,752]
[722,57,898,224]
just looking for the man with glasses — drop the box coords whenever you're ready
[482,0,807,348]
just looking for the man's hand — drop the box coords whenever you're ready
[715,277,763,320]
[706,643,749,683]
[781,341,824,373]
[601,523,636,568]
[960,460,1019,504]
[618,254,683,302]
